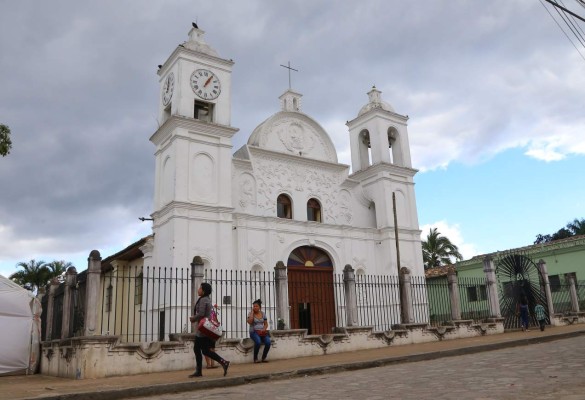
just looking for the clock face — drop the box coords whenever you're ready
[162,73,175,106]
[190,69,221,100]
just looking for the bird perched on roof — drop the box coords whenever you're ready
[192,22,198,29]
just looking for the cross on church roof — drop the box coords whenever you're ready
[280,61,299,89]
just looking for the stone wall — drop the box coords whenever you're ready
[41,320,504,379]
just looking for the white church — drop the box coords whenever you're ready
[150,23,423,270]
[110,24,426,337]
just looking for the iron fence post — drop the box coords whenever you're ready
[482,256,501,318]
[343,264,358,326]
[537,259,555,316]
[565,272,580,313]
[84,250,102,336]
[447,270,462,321]
[190,256,204,333]
[399,267,414,323]
[274,261,290,330]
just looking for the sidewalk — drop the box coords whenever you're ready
[2,324,585,400]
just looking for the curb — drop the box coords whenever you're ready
[26,329,585,400]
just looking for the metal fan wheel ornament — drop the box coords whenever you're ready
[495,252,549,330]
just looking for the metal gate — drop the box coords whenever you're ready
[496,251,549,330]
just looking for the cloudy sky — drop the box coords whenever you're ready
[1,0,584,277]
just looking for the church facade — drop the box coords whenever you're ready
[147,25,425,332]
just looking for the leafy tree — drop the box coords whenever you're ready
[534,218,585,244]
[422,228,463,269]
[0,124,12,157]
[9,259,49,293]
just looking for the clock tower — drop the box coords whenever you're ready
[150,24,238,268]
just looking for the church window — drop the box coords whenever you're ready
[134,272,143,305]
[106,284,113,312]
[549,274,561,292]
[307,198,322,222]
[277,194,292,219]
[194,100,213,122]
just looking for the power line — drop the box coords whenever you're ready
[556,0,585,48]
[543,0,585,22]
[539,0,585,62]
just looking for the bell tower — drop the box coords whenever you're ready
[150,24,238,268]
[347,86,412,172]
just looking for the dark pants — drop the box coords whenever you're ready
[538,319,546,331]
[194,336,225,371]
[250,331,271,361]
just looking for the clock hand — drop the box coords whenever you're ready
[204,76,213,87]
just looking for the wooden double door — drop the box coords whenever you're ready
[287,246,336,335]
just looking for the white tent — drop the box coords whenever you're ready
[0,274,41,375]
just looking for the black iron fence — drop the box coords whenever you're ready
[425,278,451,327]
[458,277,493,321]
[411,276,431,324]
[100,265,192,342]
[204,269,277,339]
[355,274,401,331]
[44,265,512,343]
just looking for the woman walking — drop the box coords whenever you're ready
[247,299,271,363]
[189,282,230,377]
[518,296,530,332]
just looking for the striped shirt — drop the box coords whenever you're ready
[534,304,546,320]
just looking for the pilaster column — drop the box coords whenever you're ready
[399,267,414,323]
[482,256,501,318]
[84,250,102,336]
[45,278,60,340]
[190,256,204,333]
[61,267,78,339]
[274,261,290,329]
[447,270,462,321]
[343,264,358,327]
[537,259,555,316]
[565,272,580,313]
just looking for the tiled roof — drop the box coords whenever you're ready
[425,265,456,279]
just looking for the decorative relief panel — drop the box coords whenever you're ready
[248,248,265,265]
[253,155,353,224]
[259,117,335,162]
[238,173,257,211]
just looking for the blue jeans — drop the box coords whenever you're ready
[250,331,271,361]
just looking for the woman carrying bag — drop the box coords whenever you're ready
[189,282,230,377]
[247,299,271,363]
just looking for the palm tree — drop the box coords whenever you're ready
[422,228,463,269]
[9,259,49,292]
[45,260,72,283]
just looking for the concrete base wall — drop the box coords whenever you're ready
[551,312,585,327]
[41,320,506,379]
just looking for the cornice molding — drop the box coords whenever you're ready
[158,47,234,78]
[150,115,239,147]
[349,162,418,181]
[248,145,349,173]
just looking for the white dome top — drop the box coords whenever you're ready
[357,86,395,116]
[247,90,338,163]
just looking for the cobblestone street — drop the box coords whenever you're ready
[132,335,585,400]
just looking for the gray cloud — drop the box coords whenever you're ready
[1,0,584,273]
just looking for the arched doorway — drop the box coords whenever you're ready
[287,246,336,335]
